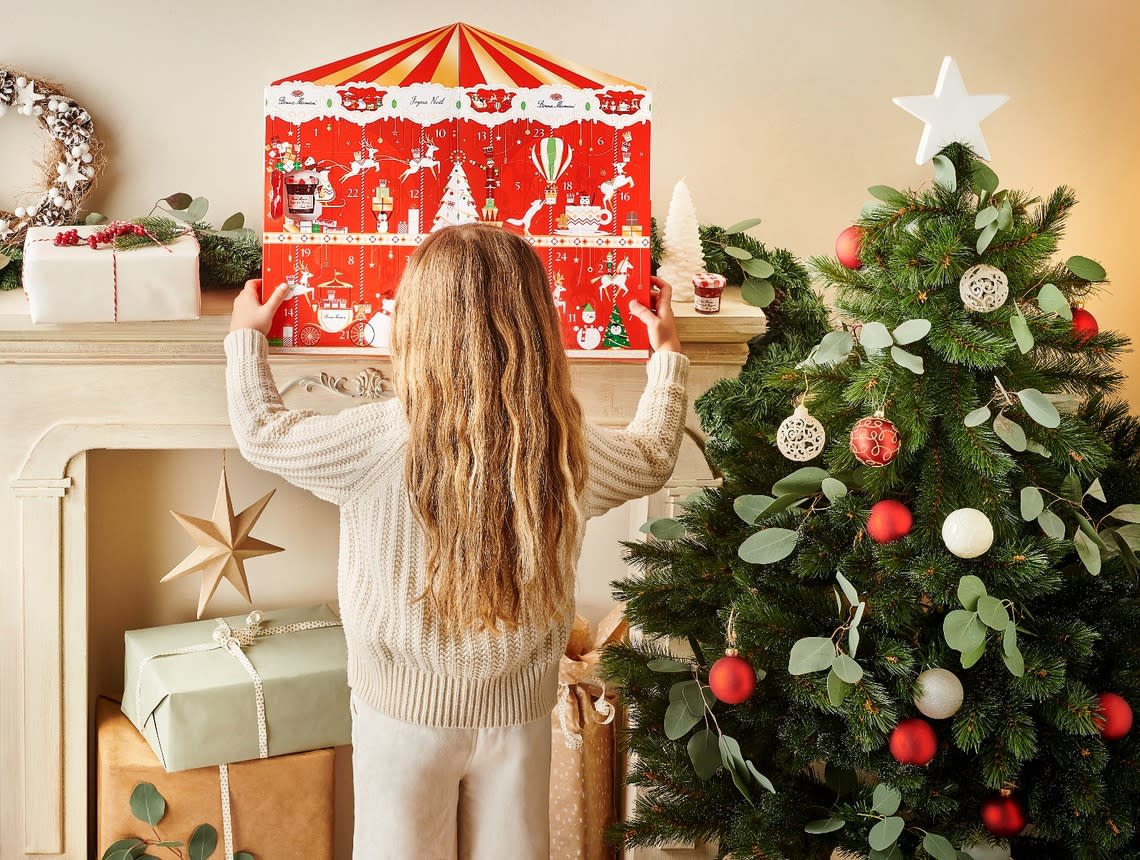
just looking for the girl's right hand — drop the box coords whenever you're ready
[629,276,681,353]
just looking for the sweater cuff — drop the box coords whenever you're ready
[224,328,268,359]
[646,350,690,387]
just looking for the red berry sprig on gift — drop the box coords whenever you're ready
[52,229,81,246]
[55,221,147,248]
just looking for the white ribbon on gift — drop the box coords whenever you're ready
[132,609,342,860]
[556,676,616,751]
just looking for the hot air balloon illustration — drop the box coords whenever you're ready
[531,137,573,204]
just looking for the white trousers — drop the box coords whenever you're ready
[351,693,552,860]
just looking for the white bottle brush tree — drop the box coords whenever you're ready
[656,179,705,301]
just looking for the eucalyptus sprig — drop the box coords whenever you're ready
[963,376,1061,455]
[943,575,1024,675]
[101,782,253,860]
[1020,478,1140,575]
[788,572,867,705]
[735,467,849,564]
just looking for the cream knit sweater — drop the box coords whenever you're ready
[224,328,690,728]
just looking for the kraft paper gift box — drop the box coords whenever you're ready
[22,224,200,323]
[122,604,350,772]
[550,607,628,860]
[97,697,335,859]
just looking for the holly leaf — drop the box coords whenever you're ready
[977,595,1010,630]
[827,667,852,706]
[977,222,998,254]
[932,154,957,191]
[832,653,864,684]
[188,824,218,860]
[733,495,775,525]
[738,528,798,564]
[789,637,837,675]
[1018,388,1061,428]
[872,783,902,816]
[1038,508,1066,540]
[892,318,932,344]
[648,658,690,673]
[739,257,775,279]
[860,322,894,353]
[1084,478,1106,503]
[1021,487,1045,521]
[772,466,830,496]
[687,728,721,779]
[725,218,762,234]
[993,414,1027,452]
[822,478,847,502]
[1107,504,1140,524]
[805,818,846,834]
[220,212,245,231]
[964,406,991,427]
[1037,283,1073,320]
[1074,530,1102,575]
[1010,312,1034,354]
[664,700,702,740]
[944,610,985,652]
[868,185,907,206]
[890,346,924,375]
[1067,255,1106,282]
[957,575,988,611]
[923,833,959,860]
[741,277,775,308]
[129,783,166,827]
[869,816,905,851]
[724,245,752,260]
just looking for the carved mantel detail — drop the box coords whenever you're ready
[280,367,393,400]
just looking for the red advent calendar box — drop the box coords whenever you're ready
[262,23,652,358]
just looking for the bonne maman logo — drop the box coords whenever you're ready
[277,88,318,108]
[537,92,576,110]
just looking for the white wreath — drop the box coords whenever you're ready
[0,68,103,246]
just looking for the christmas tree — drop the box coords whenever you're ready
[604,142,1140,860]
[430,159,480,231]
[656,179,705,302]
[604,302,631,349]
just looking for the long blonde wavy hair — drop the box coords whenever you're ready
[391,224,588,634]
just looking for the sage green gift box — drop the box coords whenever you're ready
[122,604,350,772]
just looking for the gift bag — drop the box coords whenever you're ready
[550,606,628,860]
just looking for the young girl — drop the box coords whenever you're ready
[226,224,689,859]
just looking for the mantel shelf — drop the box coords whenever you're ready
[0,285,764,363]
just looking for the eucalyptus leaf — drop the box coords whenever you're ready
[822,478,848,502]
[1037,508,1066,540]
[827,667,852,706]
[745,760,776,794]
[739,528,799,564]
[977,595,1010,631]
[186,196,210,222]
[681,681,714,717]
[687,728,721,779]
[870,847,904,860]
[977,222,998,254]
[1067,255,1106,282]
[964,406,992,427]
[789,637,837,675]
[848,625,860,659]
[892,318,932,344]
[971,162,1000,194]
[1075,513,1108,549]
[957,575,988,611]
[1002,641,1026,676]
[835,571,859,606]
[868,185,906,206]
[129,782,166,827]
[188,824,218,860]
[220,212,245,231]
[1084,478,1106,503]
[974,206,999,228]
[1010,312,1034,354]
[1025,440,1053,458]
[890,346,924,374]
[725,218,762,234]
[1062,472,1083,502]
[718,735,754,804]
[235,855,255,860]
[1110,530,1140,573]
[102,840,146,860]
[869,816,905,851]
[1119,524,1140,549]
[757,492,806,518]
[832,653,864,684]
[1074,530,1102,575]
[724,245,752,261]
[647,518,686,540]
[772,466,830,496]
[852,601,866,627]
[1037,283,1073,320]
[664,700,703,740]
[734,495,775,525]
[164,192,193,209]
[860,321,894,353]
[944,610,985,652]
[1107,504,1140,524]
[1020,486,1045,521]
[932,154,957,191]
[960,640,986,669]
[993,413,1027,452]
[1003,624,1018,657]
[739,257,775,279]
[872,783,902,816]
[997,198,1013,231]
[648,658,690,673]
[85,211,109,225]
[805,818,846,834]
[802,331,855,368]
[923,832,959,860]
[1017,388,1061,428]
[742,277,775,308]
[670,680,700,704]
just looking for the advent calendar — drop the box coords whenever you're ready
[262,23,651,357]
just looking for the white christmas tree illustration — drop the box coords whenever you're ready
[656,179,705,301]
[431,160,481,232]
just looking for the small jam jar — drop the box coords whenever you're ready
[692,271,727,315]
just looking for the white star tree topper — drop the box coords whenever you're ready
[893,57,1009,165]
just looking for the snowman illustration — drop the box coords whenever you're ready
[574,302,604,350]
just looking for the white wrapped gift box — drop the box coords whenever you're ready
[22,225,201,323]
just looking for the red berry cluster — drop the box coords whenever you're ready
[54,221,147,248]
[52,229,81,246]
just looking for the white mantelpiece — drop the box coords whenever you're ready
[0,286,763,858]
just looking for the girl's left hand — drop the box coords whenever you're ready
[230,279,289,334]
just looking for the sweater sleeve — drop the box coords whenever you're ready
[224,328,406,504]
[581,350,690,519]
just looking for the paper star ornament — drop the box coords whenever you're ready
[893,56,1009,165]
[162,466,283,618]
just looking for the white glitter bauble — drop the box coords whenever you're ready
[942,507,994,558]
[776,404,826,462]
[914,668,964,719]
[959,264,1009,312]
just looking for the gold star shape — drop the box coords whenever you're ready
[161,467,283,618]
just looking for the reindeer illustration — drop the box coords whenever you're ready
[342,145,380,180]
[280,265,315,301]
[505,198,546,236]
[399,142,440,181]
[599,163,635,211]
[591,257,634,300]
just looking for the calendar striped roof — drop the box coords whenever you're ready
[275,23,643,90]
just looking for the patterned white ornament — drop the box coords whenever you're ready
[914,668,964,719]
[776,404,826,461]
[959,264,1009,312]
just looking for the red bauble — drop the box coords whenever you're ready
[709,652,757,704]
[888,717,938,766]
[867,499,913,544]
[836,225,864,269]
[1071,307,1099,342]
[980,792,1028,838]
[1095,692,1133,740]
[850,413,901,468]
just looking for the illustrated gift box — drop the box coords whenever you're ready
[122,604,350,772]
[97,697,335,859]
[262,22,652,357]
